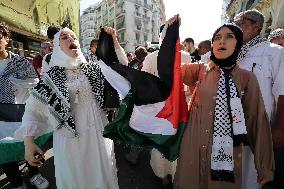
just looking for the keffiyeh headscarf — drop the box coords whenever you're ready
[31,28,105,136]
[210,24,248,182]
[268,28,284,41]
[49,27,87,68]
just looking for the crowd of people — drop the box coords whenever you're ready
[0,8,283,189]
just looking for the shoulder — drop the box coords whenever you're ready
[253,41,283,53]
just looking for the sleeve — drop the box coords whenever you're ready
[14,96,52,140]
[141,53,154,74]
[181,63,202,87]
[12,56,37,79]
[31,55,43,70]
[181,51,191,64]
[271,47,284,96]
[242,73,274,181]
[115,46,128,65]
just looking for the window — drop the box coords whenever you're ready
[144,35,147,42]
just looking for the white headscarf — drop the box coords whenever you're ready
[49,27,87,68]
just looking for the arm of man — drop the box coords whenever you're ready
[104,26,128,65]
[271,47,284,148]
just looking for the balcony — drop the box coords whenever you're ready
[143,15,151,21]
[116,22,126,30]
[135,11,142,17]
[136,25,142,30]
[144,29,150,33]
[144,3,152,10]
[135,0,142,6]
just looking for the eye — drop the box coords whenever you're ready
[227,34,235,39]
[214,36,221,41]
[61,36,68,40]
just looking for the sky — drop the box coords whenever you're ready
[80,0,223,43]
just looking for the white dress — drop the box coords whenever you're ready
[16,69,119,189]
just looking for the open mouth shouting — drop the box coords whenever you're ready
[69,43,79,50]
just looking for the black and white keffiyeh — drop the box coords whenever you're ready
[84,50,98,63]
[211,69,248,182]
[236,35,266,63]
[0,52,37,103]
[268,28,284,41]
[30,28,105,136]
[31,62,105,136]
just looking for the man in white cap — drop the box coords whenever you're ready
[268,28,284,47]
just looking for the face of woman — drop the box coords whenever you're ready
[0,33,9,52]
[212,27,237,59]
[59,30,80,58]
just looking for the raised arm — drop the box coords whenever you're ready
[103,26,128,65]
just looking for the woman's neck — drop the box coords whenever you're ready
[0,50,9,60]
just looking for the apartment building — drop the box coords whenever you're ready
[80,0,166,53]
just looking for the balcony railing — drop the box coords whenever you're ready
[116,22,125,30]
[144,4,152,10]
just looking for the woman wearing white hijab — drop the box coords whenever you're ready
[15,28,119,189]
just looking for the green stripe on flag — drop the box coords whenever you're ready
[0,132,52,164]
[103,93,187,161]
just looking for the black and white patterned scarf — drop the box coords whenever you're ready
[31,62,105,136]
[0,52,37,103]
[84,50,98,63]
[211,69,248,182]
[236,35,266,63]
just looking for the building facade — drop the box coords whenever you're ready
[0,0,80,58]
[223,0,284,36]
[80,0,166,53]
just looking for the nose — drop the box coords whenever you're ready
[219,37,225,45]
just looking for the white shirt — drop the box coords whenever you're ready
[238,41,284,123]
[142,50,191,77]
[200,51,211,64]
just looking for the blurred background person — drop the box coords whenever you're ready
[84,38,98,62]
[128,46,148,70]
[32,42,52,77]
[268,28,284,47]
[126,52,134,62]
[0,22,49,189]
[183,37,201,62]
[198,39,211,63]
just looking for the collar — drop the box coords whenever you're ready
[207,60,239,76]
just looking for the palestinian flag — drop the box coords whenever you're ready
[0,104,52,164]
[96,21,188,161]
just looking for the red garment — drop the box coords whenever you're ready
[32,54,43,77]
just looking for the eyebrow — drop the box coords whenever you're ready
[215,32,235,36]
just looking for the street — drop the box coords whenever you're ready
[0,141,172,189]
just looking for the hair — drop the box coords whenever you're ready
[184,38,194,45]
[0,23,10,38]
[41,42,52,48]
[198,40,211,50]
[47,26,61,40]
[234,9,264,33]
[160,24,165,33]
[90,39,98,48]
[134,46,148,61]
[127,52,133,57]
